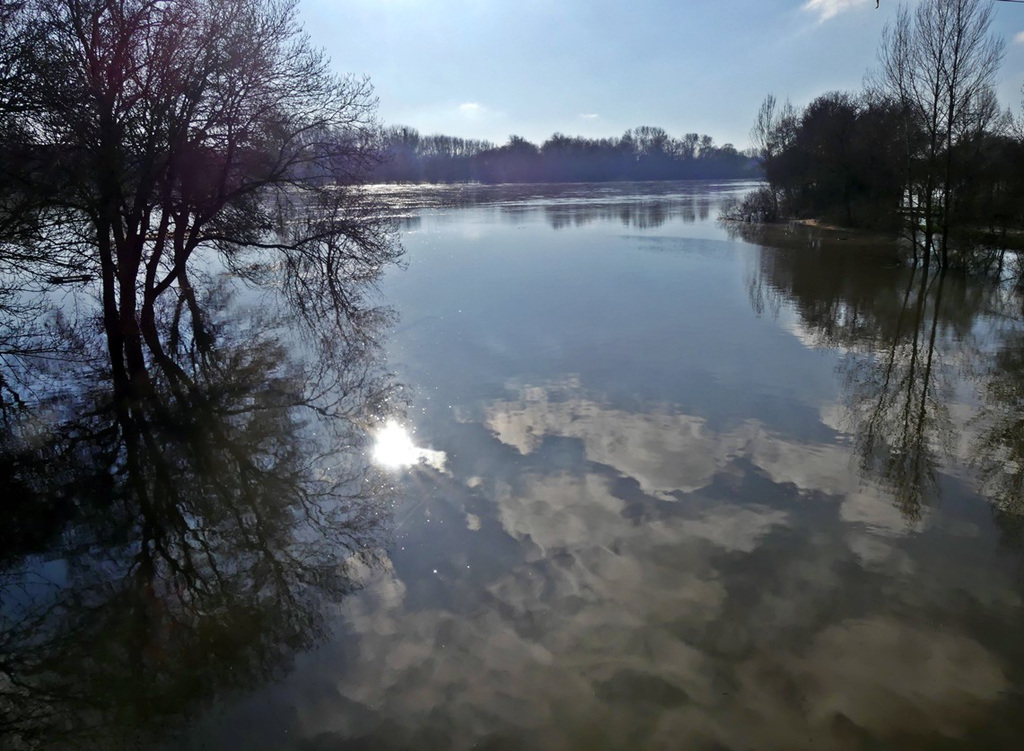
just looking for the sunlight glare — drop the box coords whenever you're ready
[372,421,446,471]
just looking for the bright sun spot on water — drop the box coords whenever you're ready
[373,421,419,468]
[372,421,447,471]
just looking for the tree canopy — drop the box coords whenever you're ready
[742,0,1023,271]
[0,0,400,401]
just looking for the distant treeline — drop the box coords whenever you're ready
[373,126,756,183]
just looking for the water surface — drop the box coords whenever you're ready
[6,181,1024,750]
[193,181,1024,749]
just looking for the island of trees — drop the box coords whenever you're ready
[735,0,1024,272]
[372,126,756,183]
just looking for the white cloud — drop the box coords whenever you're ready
[454,101,508,126]
[483,384,737,497]
[802,0,867,23]
[580,113,599,120]
[289,376,1017,749]
[1015,31,1024,45]
[483,380,874,507]
[840,491,921,536]
[800,617,1008,735]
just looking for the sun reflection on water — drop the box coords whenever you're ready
[371,421,447,471]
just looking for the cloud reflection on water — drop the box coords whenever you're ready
[185,185,1024,750]
[287,376,1016,750]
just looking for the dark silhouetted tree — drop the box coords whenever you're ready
[0,0,400,402]
[875,0,1004,266]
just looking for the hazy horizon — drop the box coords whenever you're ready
[300,0,1024,151]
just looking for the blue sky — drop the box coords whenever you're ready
[300,0,1024,150]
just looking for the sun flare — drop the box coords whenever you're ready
[372,421,447,471]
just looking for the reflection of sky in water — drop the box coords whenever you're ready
[183,182,1024,750]
[372,421,447,472]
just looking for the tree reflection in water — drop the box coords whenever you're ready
[735,221,1024,525]
[0,275,398,748]
[975,330,1024,516]
[840,266,956,522]
[541,192,711,230]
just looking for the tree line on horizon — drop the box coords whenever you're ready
[372,125,756,183]
[738,0,1024,272]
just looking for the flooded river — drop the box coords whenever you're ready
[4,181,1024,749]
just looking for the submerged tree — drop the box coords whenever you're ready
[0,0,400,400]
[739,0,1022,271]
[737,223,1000,522]
[0,269,398,747]
[873,0,1004,266]
[749,94,797,220]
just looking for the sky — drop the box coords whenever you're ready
[299,0,1024,150]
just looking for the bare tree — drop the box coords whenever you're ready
[0,0,400,400]
[750,95,780,216]
[875,0,1004,267]
[748,94,797,220]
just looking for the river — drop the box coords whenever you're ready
[4,180,1024,750]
